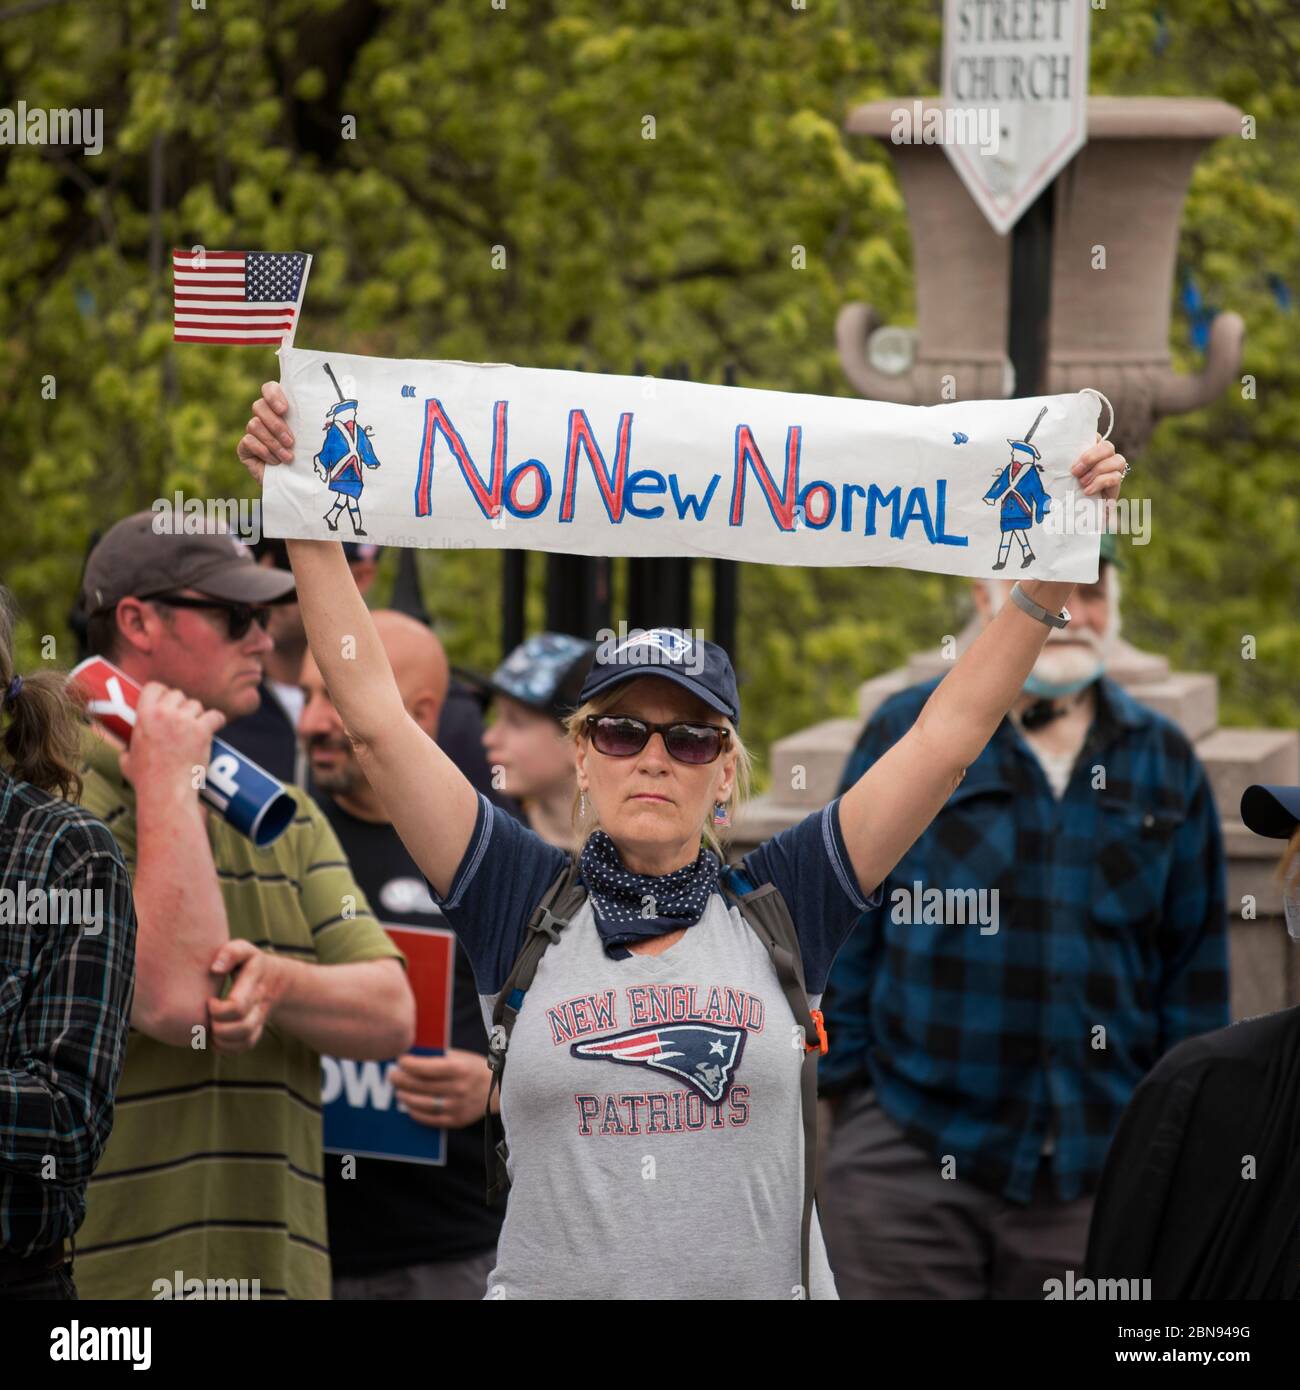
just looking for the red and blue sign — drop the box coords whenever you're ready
[322,924,454,1166]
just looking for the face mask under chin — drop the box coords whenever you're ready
[1022,643,1104,701]
[1022,666,1102,700]
[986,577,1120,704]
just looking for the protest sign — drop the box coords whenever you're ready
[263,346,1108,582]
[322,924,455,1166]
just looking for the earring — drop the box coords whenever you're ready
[579,790,588,818]
[713,800,730,828]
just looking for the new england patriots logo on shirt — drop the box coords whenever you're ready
[571,1025,744,1103]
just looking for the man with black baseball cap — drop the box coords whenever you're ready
[71,512,415,1299]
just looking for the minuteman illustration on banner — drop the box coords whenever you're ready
[312,361,383,538]
[261,345,1112,583]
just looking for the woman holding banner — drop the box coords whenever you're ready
[238,381,1127,1300]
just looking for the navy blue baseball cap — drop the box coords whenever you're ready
[1241,785,1300,839]
[490,632,596,722]
[580,628,740,729]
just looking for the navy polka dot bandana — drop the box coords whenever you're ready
[578,829,721,952]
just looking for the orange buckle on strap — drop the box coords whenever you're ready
[806,1008,829,1055]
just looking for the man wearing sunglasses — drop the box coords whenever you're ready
[71,512,416,1300]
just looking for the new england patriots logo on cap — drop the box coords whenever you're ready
[571,1024,744,1102]
[611,627,695,663]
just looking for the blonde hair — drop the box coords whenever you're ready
[1279,825,1300,894]
[563,684,752,859]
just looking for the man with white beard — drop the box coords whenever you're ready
[817,534,1229,1299]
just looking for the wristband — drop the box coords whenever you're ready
[1010,581,1070,630]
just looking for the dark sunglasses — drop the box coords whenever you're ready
[585,714,730,766]
[146,594,273,642]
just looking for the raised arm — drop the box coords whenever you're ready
[839,437,1128,898]
[239,382,479,895]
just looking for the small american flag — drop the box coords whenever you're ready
[172,249,311,345]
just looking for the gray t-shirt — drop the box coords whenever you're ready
[430,793,881,1300]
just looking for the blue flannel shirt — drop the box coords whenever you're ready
[819,674,1229,1203]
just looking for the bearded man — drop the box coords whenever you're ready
[817,533,1229,1300]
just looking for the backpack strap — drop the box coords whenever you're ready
[483,854,587,1203]
[722,863,826,1301]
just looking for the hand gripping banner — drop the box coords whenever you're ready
[263,346,1110,582]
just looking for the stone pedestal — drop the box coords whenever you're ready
[730,642,1300,1019]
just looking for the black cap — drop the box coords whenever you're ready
[248,537,289,570]
[579,628,740,728]
[83,511,294,613]
[1241,785,1300,840]
[489,633,596,721]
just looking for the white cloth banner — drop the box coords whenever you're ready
[263,346,1107,581]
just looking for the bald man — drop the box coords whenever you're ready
[302,611,451,818]
[299,611,506,1300]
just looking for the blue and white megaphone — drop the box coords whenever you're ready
[71,657,297,848]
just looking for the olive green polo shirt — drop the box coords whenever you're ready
[74,726,403,1300]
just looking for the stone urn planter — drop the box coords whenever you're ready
[836,96,1246,458]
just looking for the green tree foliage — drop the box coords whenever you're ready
[1,0,1295,778]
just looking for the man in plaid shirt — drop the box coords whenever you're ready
[818,540,1229,1298]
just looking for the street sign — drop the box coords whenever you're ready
[941,0,1090,235]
